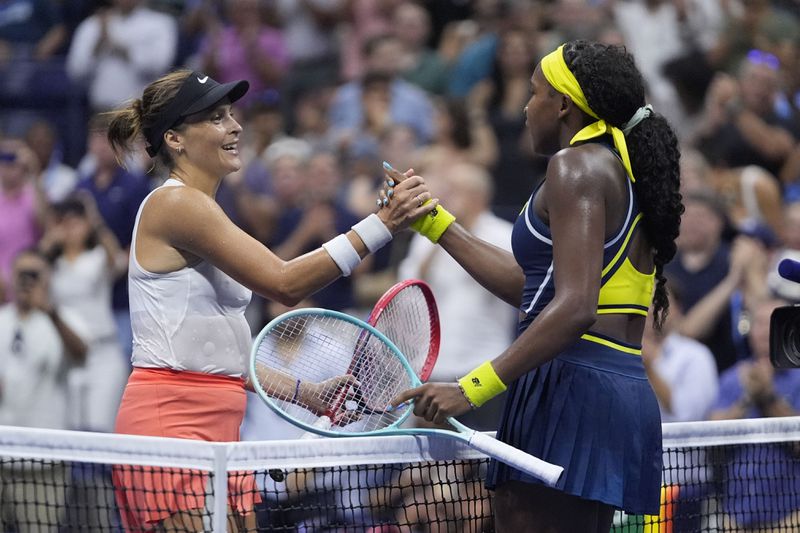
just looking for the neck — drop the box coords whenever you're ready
[170,164,221,197]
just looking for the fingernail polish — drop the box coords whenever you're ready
[383,161,395,171]
[385,404,394,412]
[382,197,388,206]
[376,198,382,207]
[387,189,393,198]
[387,179,395,187]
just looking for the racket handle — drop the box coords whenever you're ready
[468,431,563,487]
[300,415,333,440]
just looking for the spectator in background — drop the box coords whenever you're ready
[0,0,66,63]
[276,0,346,131]
[270,148,362,312]
[216,95,284,244]
[391,1,450,95]
[680,148,783,241]
[693,51,799,177]
[708,297,800,531]
[40,196,128,433]
[0,140,43,303]
[66,0,177,112]
[339,0,394,82]
[706,0,799,74]
[641,283,719,423]
[24,119,77,204]
[398,162,515,431]
[0,248,87,532]
[76,114,150,363]
[329,34,435,146]
[468,27,545,221]
[666,190,764,373]
[199,0,289,109]
[414,97,498,179]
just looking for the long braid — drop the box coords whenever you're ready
[563,41,683,328]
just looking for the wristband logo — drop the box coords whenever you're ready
[471,377,482,387]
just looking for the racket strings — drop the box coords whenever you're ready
[374,287,434,376]
[254,314,414,433]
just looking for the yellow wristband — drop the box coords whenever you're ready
[410,204,455,244]
[458,361,507,408]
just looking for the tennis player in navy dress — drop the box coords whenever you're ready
[390,40,683,532]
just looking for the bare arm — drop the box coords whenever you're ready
[144,178,431,306]
[490,152,604,383]
[437,223,525,308]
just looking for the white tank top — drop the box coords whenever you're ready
[128,179,253,377]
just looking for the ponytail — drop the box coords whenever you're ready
[106,98,144,162]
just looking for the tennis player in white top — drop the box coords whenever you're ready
[106,69,434,532]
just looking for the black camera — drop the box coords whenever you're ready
[770,305,800,368]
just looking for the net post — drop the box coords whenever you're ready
[212,445,229,532]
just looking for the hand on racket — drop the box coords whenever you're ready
[250,308,564,486]
[391,383,472,426]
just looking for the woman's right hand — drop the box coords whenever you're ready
[376,164,438,233]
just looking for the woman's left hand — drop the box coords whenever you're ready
[391,382,473,425]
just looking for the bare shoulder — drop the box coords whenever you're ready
[142,185,224,228]
[545,144,621,197]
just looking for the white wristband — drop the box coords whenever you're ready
[351,213,393,253]
[322,234,361,277]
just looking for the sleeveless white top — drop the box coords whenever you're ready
[128,179,253,377]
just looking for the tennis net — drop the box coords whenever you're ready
[0,417,798,532]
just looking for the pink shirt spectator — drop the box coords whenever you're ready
[201,27,289,107]
[0,185,40,292]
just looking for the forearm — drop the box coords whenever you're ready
[491,296,596,384]
[49,310,88,364]
[438,223,524,308]
[734,111,794,162]
[645,365,673,413]
[678,276,737,339]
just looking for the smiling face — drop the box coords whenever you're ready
[525,64,563,156]
[172,101,243,178]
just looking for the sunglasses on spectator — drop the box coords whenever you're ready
[0,151,17,163]
[747,49,780,70]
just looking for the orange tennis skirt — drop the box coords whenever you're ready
[113,367,260,531]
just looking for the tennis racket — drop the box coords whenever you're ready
[368,279,440,382]
[249,308,563,486]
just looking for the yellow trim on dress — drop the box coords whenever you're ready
[580,333,643,355]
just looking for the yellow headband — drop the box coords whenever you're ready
[540,45,635,183]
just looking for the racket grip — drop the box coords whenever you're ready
[468,431,563,487]
[300,415,333,440]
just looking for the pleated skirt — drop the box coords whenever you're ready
[486,336,662,515]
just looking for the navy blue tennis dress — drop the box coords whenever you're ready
[485,153,663,515]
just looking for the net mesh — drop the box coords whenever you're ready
[0,417,798,532]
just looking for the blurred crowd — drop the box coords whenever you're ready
[0,0,799,530]
[0,0,799,466]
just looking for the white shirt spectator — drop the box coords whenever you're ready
[66,4,176,111]
[0,305,67,429]
[653,332,719,423]
[399,212,516,382]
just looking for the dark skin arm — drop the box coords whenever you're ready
[393,145,633,424]
[383,164,525,307]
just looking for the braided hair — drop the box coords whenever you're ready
[562,40,683,329]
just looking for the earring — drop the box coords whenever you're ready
[523,106,528,116]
